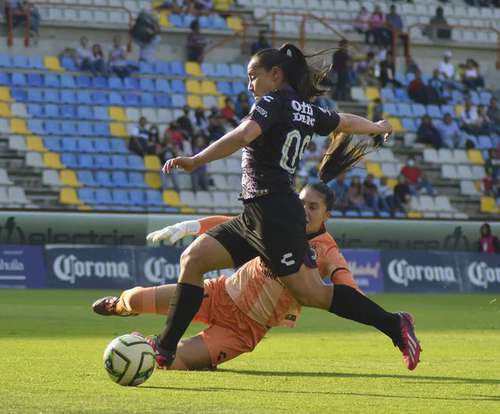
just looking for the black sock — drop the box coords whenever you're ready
[329,284,402,346]
[158,282,204,353]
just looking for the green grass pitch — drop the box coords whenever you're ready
[1,290,500,414]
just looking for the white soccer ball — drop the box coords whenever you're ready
[103,334,156,386]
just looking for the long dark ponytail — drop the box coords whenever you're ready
[254,43,328,101]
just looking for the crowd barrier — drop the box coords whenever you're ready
[1,245,498,293]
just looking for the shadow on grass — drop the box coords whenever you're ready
[140,385,500,402]
[218,368,500,386]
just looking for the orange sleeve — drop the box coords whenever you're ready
[198,216,233,235]
[318,245,363,294]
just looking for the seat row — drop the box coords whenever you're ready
[441,164,486,180]
[423,148,486,165]
[0,186,35,207]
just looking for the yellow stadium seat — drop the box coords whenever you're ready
[480,196,498,213]
[185,61,203,77]
[109,106,128,122]
[163,190,182,207]
[44,152,64,169]
[78,204,93,211]
[454,104,464,117]
[145,172,161,189]
[10,118,28,134]
[217,95,226,108]
[26,136,46,152]
[467,149,484,165]
[180,207,196,214]
[214,0,233,11]
[201,80,218,95]
[365,162,383,178]
[110,122,128,137]
[144,155,162,171]
[59,188,81,205]
[0,102,11,117]
[60,170,80,187]
[387,117,404,133]
[365,87,380,101]
[186,79,202,94]
[387,178,398,189]
[474,181,482,192]
[227,16,243,32]
[187,95,204,109]
[0,87,11,102]
[158,10,171,28]
[407,211,423,219]
[44,56,63,72]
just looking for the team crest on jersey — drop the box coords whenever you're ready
[291,100,316,127]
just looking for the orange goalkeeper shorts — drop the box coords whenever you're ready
[194,276,268,367]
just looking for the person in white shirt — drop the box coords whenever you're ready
[437,113,466,148]
[75,36,92,70]
[438,51,461,91]
[460,99,481,135]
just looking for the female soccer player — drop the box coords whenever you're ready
[156,43,394,367]
[94,184,421,370]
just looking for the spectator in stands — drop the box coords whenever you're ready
[437,113,465,148]
[385,4,408,55]
[408,70,429,105]
[251,30,271,55]
[462,58,485,90]
[437,50,461,90]
[128,116,151,156]
[393,175,411,213]
[377,177,393,213]
[331,39,351,101]
[108,36,135,78]
[478,223,499,254]
[235,92,251,119]
[356,51,377,87]
[347,176,367,211]
[485,148,499,179]
[75,36,92,72]
[477,104,492,134]
[401,157,436,196]
[156,0,188,13]
[5,0,40,37]
[487,97,500,135]
[164,122,185,153]
[482,166,497,195]
[90,43,107,76]
[353,6,371,43]
[177,105,195,139]
[191,108,209,135]
[221,97,239,127]
[186,19,207,63]
[367,5,391,47]
[131,11,161,63]
[207,113,225,142]
[189,0,213,15]
[328,173,349,211]
[378,51,400,88]
[460,98,481,135]
[428,69,449,104]
[424,6,451,40]
[405,55,421,76]
[417,115,443,149]
[190,133,211,192]
[153,127,181,192]
[363,174,381,212]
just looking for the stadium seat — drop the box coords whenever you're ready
[110,122,128,137]
[139,78,156,92]
[11,118,28,134]
[146,189,164,206]
[112,189,131,205]
[110,139,128,153]
[0,168,12,185]
[44,137,61,152]
[187,95,203,109]
[96,171,113,187]
[26,136,46,152]
[44,56,63,71]
[44,152,64,169]
[185,61,203,77]
[60,170,80,187]
[77,188,95,205]
[441,164,457,179]
[111,171,129,188]
[60,188,82,205]
[127,155,145,170]
[95,188,113,205]
[9,135,26,151]
[129,190,147,205]
[26,151,43,168]
[42,169,62,187]
[480,196,498,213]
[467,149,484,164]
[163,190,182,207]
[77,170,98,186]
[128,172,147,188]
[61,153,79,169]
[95,155,112,169]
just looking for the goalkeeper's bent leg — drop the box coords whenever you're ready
[119,285,175,315]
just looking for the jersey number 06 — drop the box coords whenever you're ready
[280,130,312,174]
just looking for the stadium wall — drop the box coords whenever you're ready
[1,244,499,293]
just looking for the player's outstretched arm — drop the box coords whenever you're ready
[163,119,262,173]
[146,216,232,244]
[337,113,392,140]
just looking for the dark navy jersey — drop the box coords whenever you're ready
[241,87,340,200]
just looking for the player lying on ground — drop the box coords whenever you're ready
[93,183,421,371]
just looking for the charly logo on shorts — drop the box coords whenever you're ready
[467,261,500,289]
[144,257,180,284]
[53,254,131,284]
[280,253,296,267]
[387,259,457,287]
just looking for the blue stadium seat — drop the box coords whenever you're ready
[92,92,109,105]
[77,106,93,120]
[170,61,185,76]
[128,172,146,187]
[78,188,96,204]
[345,210,360,217]
[109,92,124,106]
[398,103,413,118]
[124,77,139,90]
[45,120,61,135]
[378,211,391,218]
[12,55,29,68]
[231,82,247,95]
[230,63,246,78]
[95,155,111,169]
[93,106,109,120]
[401,118,417,132]
[95,188,113,205]
[441,105,454,116]
[62,138,78,152]
[61,89,78,104]
[427,105,442,118]
[60,56,77,71]
[394,88,410,102]
[78,154,94,168]
[27,103,44,117]
[76,75,92,89]
[469,90,480,106]
[360,210,375,218]
[110,138,128,153]
[479,91,492,105]
[11,73,27,86]
[211,14,227,30]
[96,170,113,187]
[154,94,171,107]
[92,76,108,89]
[77,90,93,105]
[27,119,45,135]
[129,190,147,205]
[139,78,155,92]
[139,61,154,74]
[169,14,183,27]
[394,73,406,86]
[155,78,171,93]
[124,94,140,106]
[380,88,395,101]
[60,74,76,88]
[112,189,131,205]
[11,87,27,101]
[383,102,397,116]
[215,63,231,77]
[63,120,79,136]
[172,94,186,107]
[332,210,344,218]
[450,90,463,104]
[77,138,94,153]
[44,104,59,118]
[44,137,62,151]
[44,74,60,88]
[77,121,93,136]
[27,73,43,87]
[140,93,155,107]
[61,153,79,168]
[61,105,77,119]
[44,89,61,103]
[93,138,111,153]
[127,155,145,170]
[0,72,10,86]
[477,135,493,149]
[77,170,97,186]
[111,154,128,169]
[198,15,212,29]
[111,171,129,187]
[201,63,217,77]
[109,77,124,89]
[93,122,110,136]
[146,190,163,206]
[171,79,186,94]
[411,104,426,118]
[217,81,232,95]
[154,61,171,75]
[0,54,11,67]
[27,89,43,102]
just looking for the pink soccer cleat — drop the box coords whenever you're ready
[131,332,176,369]
[397,312,422,371]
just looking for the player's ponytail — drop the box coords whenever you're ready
[318,133,383,183]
